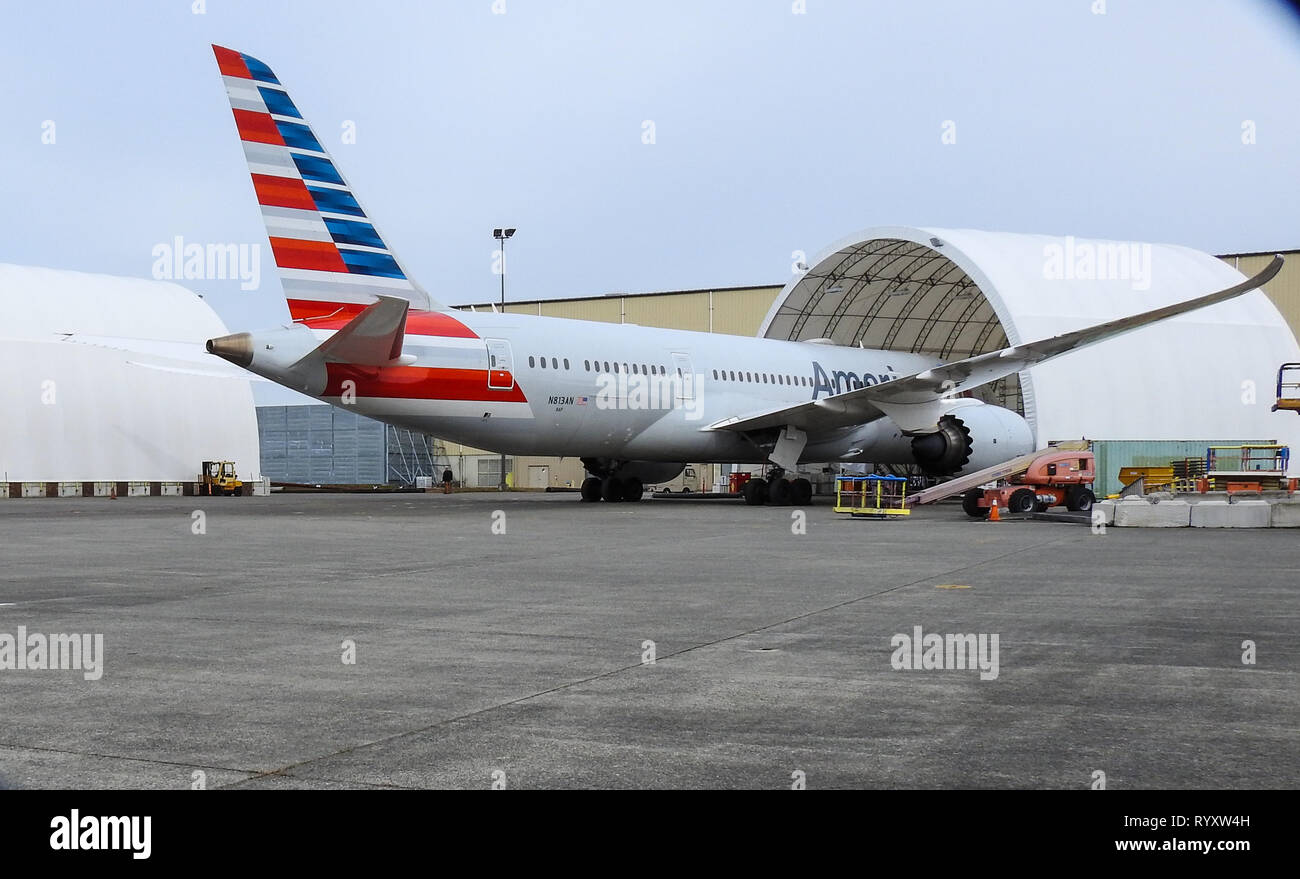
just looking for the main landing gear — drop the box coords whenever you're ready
[580,475,643,503]
[741,469,812,506]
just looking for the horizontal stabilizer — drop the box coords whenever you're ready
[306,295,410,366]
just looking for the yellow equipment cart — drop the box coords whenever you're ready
[834,475,911,519]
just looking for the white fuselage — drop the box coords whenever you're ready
[298,309,943,466]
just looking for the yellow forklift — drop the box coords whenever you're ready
[200,461,244,496]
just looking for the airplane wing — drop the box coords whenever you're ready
[708,255,1283,435]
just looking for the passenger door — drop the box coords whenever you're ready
[486,339,514,390]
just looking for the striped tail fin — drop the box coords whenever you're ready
[211,45,438,321]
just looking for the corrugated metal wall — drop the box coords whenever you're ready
[257,405,451,486]
[1087,438,1275,497]
[257,405,387,484]
[476,286,784,336]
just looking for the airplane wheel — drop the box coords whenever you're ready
[580,477,602,502]
[1008,488,1037,514]
[961,490,984,518]
[743,478,767,506]
[768,478,792,505]
[601,477,623,502]
[1066,487,1095,512]
[621,477,644,502]
[790,478,813,506]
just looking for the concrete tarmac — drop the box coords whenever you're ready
[0,491,1295,789]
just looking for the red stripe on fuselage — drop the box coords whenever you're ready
[323,365,526,402]
[289,300,479,338]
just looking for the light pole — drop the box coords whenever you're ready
[493,227,515,491]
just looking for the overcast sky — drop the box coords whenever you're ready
[2,0,1298,333]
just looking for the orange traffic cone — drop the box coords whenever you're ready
[987,498,1000,522]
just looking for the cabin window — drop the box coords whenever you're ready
[552,358,558,369]
[712,369,718,379]
[642,364,649,375]
[528,356,535,368]
[632,363,639,374]
[539,356,547,368]
[584,360,590,371]
[563,358,570,370]
[613,362,619,373]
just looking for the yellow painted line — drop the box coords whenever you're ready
[934,584,971,590]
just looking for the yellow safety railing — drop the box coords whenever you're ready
[834,475,911,518]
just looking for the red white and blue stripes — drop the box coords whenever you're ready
[212,45,434,322]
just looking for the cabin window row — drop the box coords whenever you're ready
[527,356,572,370]
[712,369,811,387]
[527,356,675,376]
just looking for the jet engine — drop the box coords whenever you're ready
[909,402,1034,476]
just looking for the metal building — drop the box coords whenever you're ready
[256,405,462,486]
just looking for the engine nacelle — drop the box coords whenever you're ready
[910,403,1034,476]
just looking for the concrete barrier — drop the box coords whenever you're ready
[1190,500,1231,528]
[1225,499,1272,527]
[1114,499,1191,527]
[1270,502,1300,527]
[1092,500,1116,526]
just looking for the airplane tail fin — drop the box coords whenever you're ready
[211,45,438,322]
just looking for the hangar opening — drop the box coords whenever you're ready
[760,236,1022,416]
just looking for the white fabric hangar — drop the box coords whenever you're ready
[760,226,1300,462]
[0,264,260,482]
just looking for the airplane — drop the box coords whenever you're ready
[204,45,1282,507]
